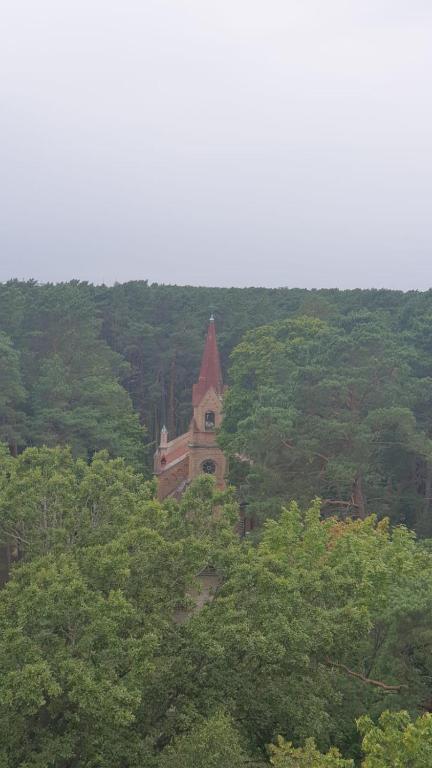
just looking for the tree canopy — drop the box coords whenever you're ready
[220,314,432,533]
[2,281,432,764]
[1,447,432,765]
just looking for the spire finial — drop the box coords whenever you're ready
[209,313,214,322]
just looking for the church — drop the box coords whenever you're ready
[154,315,227,500]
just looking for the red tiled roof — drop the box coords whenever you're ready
[192,316,223,406]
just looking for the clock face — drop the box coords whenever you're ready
[202,459,216,475]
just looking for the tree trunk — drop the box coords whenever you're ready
[420,460,432,536]
[168,353,177,438]
[352,472,366,518]
[8,439,17,457]
[424,461,432,513]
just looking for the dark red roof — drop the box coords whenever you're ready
[192,316,223,406]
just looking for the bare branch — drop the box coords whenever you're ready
[0,525,31,546]
[325,658,406,693]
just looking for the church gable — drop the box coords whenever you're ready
[196,388,222,410]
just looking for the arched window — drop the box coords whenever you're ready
[205,411,215,431]
[202,459,216,475]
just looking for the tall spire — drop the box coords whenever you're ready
[192,315,223,406]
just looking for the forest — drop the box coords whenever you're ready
[2,279,432,766]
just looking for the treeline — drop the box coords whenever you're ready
[2,279,432,531]
[1,447,432,766]
[3,281,432,763]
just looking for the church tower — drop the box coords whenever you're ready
[154,316,227,500]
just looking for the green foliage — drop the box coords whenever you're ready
[158,712,249,768]
[0,554,148,767]
[3,279,432,519]
[269,737,353,767]
[270,711,432,767]
[164,500,432,757]
[0,447,242,767]
[358,710,432,767]
[4,282,432,763]
[2,448,432,765]
[0,446,150,560]
[0,331,26,452]
[0,281,144,466]
[220,314,432,532]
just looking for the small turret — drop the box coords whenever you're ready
[160,425,168,448]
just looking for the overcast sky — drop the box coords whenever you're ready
[1,1,431,289]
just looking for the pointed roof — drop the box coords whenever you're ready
[192,315,223,406]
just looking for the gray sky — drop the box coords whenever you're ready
[1,1,431,289]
